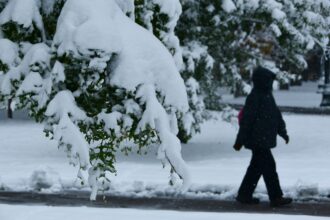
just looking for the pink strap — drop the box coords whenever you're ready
[238,108,244,125]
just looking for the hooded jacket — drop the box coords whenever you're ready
[235,67,288,150]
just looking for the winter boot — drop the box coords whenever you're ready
[270,197,293,207]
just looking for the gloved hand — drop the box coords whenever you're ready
[283,135,289,144]
[233,143,243,151]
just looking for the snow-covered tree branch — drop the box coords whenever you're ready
[0,0,192,200]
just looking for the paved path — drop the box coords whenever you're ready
[0,191,330,217]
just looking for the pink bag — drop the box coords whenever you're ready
[238,108,244,126]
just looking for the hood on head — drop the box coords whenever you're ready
[252,66,276,92]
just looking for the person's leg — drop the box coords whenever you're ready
[261,149,283,201]
[237,150,262,200]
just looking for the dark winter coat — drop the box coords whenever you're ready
[235,67,288,150]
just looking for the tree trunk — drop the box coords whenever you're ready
[7,99,13,119]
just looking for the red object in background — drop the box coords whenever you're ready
[238,108,244,126]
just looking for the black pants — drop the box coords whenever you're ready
[237,148,283,201]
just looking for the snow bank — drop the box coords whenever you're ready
[29,168,61,191]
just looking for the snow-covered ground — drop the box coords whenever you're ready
[0,205,328,220]
[0,112,329,201]
[222,82,323,108]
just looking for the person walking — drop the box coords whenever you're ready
[233,66,293,207]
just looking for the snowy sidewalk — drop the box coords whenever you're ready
[0,191,330,217]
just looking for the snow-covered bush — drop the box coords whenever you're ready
[0,0,191,199]
[176,42,215,142]
[0,0,47,118]
[40,0,66,39]
[134,0,207,143]
[178,0,330,97]
[0,0,46,42]
[134,0,183,70]
[0,38,19,111]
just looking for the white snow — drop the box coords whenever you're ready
[49,0,190,197]
[222,0,237,13]
[54,0,188,111]
[16,72,43,95]
[261,0,283,11]
[18,43,51,76]
[272,8,286,21]
[40,0,57,16]
[98,111,123,135]
[182,41,214,73]
[303,11,323,25]
[0,39,19,67]
[45,91,90,169]
[270,23,282,37]
[1,0,193,199]
[0,0,329,209]
[0,205,327,220]
[136,84,191,190]
[45,90,87,121]
[222,82,323,108]
[244,0,260,10]
[6,44,55,109]
[146,0,183,70]
[53,113,90,169]
[152,0,182,20]
[29,168,61,191]
[0,0,46,40]
[0,111,329,201]
[50,61,65,83]
[0,67,20,95]
[115,0,135,18]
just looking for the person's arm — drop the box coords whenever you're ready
[234,93,259,150]
[277,108,289,144]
